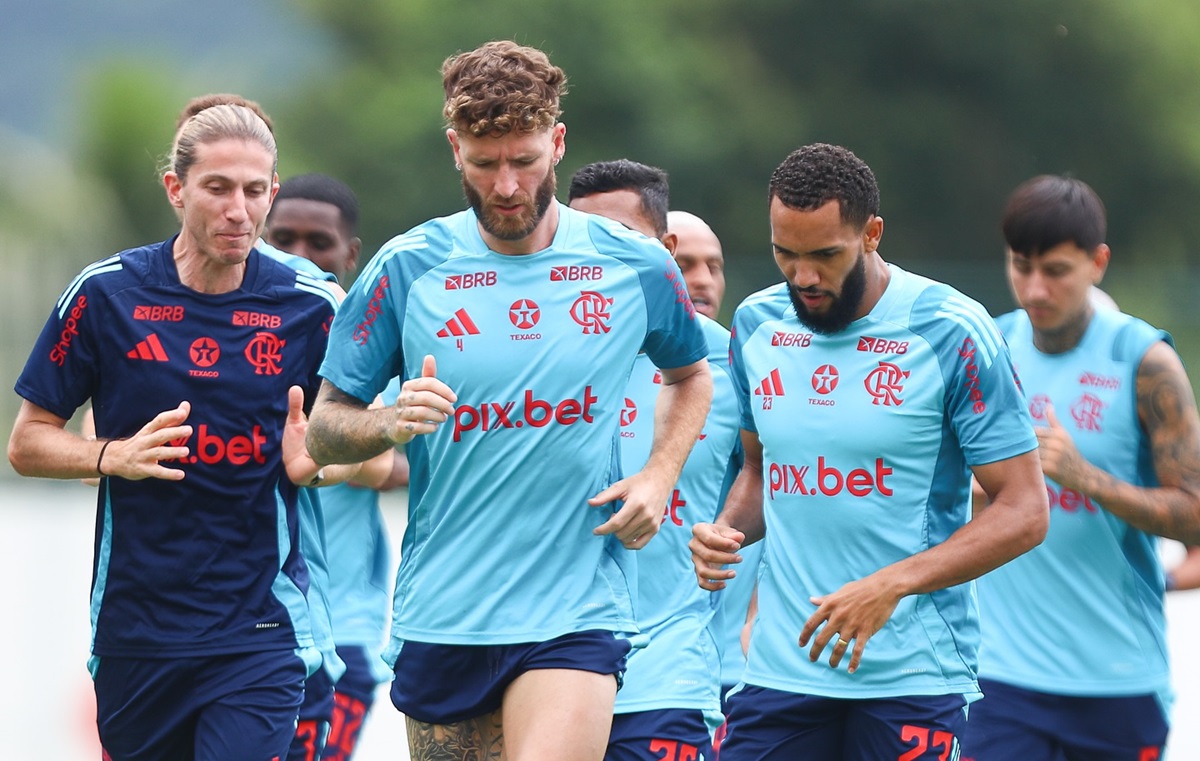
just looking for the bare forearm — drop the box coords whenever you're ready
[1074,466,1200,544]
[9,417,105,479]
[644,364,712,485]
[307,381,401,465]
[716,467,766,546]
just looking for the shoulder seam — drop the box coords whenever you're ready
[57,255,122,318]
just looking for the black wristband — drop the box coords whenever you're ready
[97,439,113,477]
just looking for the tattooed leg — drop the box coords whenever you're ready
[406,711,504,761]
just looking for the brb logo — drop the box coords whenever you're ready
[134,305,185,322]
[233,311,281,329]
[353,275,390,346]
[857,336,909,354]
[570,291,614,334]
[864,361,908,406]
[244,332,285,375]
[768,457,894,500]
[445,271,496,290]
[551,265,603,282]
[168,425,269,466]
[772,332,812,348]
[452,387,599,442]
[49,294,87,366]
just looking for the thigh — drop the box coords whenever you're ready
[503,668,618,761]
[194,650,307,761]
[94,656,197,761]
[846,694,967,761]
[606,709,711,761]
[718,686,845,761]
[405,711,504,761]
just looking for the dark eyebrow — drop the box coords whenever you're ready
[772,242,841,258]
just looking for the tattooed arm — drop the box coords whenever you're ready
[1035,341,1200,543]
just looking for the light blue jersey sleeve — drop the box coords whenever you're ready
[320,223,452,403]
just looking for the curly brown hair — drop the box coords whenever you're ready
[442,41,568,137]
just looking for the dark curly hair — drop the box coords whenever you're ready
[768,143,879,229]
[442,41,568,137]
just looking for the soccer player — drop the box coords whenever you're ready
[667,211,726,323]
[267,172,408,761]
[8,97,339,760]
[305,41,713,761]
[963,175,1200,760]
[662,208,764,726]
[568,159,743,761]
[689,143,1048,760]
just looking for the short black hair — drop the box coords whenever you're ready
[768,143,879,229]
[567,159,670,238]
[1001,175,1106,257]
[274,173,360,234]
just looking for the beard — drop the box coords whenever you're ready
[788,253,868,335]
[463,166,557,242]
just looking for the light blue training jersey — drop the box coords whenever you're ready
[731,265,1036,700]
[715,539,761,691]
[319,203,707,649]
[977,308,1171,699]
[320,377,402,685]
[614,315,741,719]
[259,240,347,681]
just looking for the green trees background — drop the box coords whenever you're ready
[5,0,1200,449]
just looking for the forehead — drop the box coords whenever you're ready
[1009,241,1093,266]
[569,190,656,239]
[769,197,854,247]
[269,198,346,233]
[457,127,555,158]
[673,223,722,261]
[188,138,275,182]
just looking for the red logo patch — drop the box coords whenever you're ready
[134,305,185,322]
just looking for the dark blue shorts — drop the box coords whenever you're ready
[94,649,306,761]
[321,645,381,761]
[288,666,336,761]
[390,630,632,725]
[720,685,967,761]
[959,678,1168,761]
[606,708,711,761]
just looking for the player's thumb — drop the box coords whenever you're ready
[287,385,305,423]
[1044,402,1061,428]
[422,354,437,378]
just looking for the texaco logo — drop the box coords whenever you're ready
[508,299,541,330]
[189,337,220,367]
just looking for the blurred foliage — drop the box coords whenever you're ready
[7,0,1200,455]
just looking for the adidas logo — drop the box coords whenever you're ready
[437,308,481,338]
[127,334,169,361]
[754,368,785,396]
